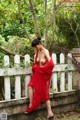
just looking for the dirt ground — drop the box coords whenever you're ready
[54,111,80,120]
[35,111,80,120]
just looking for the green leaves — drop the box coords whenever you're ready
[0,0,80,54]
[0,35,7,46]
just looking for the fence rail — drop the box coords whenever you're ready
[0,53,75,101]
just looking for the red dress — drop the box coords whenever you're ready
[26,53,54,112]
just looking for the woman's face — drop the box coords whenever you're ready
[35,44,41,51]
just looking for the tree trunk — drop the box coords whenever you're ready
[49,0,56,53]
[44,0,48,47]
[29,0,41,38]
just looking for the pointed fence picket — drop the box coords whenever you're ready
[67,53,73,91]
[60,53,65,92]
[4,55,11,100]
[24,54,31,98]
[0,53,75,101]
[14,55,21,99]
[52,53,58,92]
[51,53,74,93]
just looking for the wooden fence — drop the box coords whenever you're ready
[0,53,75,101]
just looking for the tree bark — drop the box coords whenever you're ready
[44,0,48,47]
[0,46,34,62]
[29,0,41,38]
[68,21,80,47]
[0,47,24,59]
[52,0,56,41]
[49,0,56,53]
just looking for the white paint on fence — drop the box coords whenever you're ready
[52,53,58,92]
[24,54,31,98]
[0,53,75,101]
[60,53,65,92]
[14,55,21,99]
[4,55,11,100]
[67,53,72,91]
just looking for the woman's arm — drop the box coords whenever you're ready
[34,54,36,62]
[44,50,51,62]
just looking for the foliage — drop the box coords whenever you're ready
[2,21,25,40]
[0,1,80,55]
[56,4,80,48]
[0,35,7,46]
[0,35,7,67]
[4,35,34,60]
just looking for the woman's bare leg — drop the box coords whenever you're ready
[28,86,33,107]
[46,100,54,118]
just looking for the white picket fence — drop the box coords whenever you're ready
[0,53,75,101]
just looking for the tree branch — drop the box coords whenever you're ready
[49,0,56,52]
[44,0,48,46]
[0,47,24,59]
[68,21,80,47]
[52,0,56,41]
[28,0,41,38]
[0,46,34,62]
[16,0,32,42]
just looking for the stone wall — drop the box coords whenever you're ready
[0,90,80,120]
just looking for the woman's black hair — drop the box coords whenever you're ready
[32,37,41,47]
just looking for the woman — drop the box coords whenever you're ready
[25,37,54,119]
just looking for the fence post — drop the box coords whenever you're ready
[52,53,57,92]
[60,53,65,92]
[4,55,11,100]
[14,55,21,99]
[67,53,72,91]
[24,54,30,98]
[71,48,80,90]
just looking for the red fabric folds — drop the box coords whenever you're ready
[26,57,54,113]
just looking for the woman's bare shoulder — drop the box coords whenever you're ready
[44,48,49,54]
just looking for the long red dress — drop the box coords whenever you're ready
[26,53,54,112]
